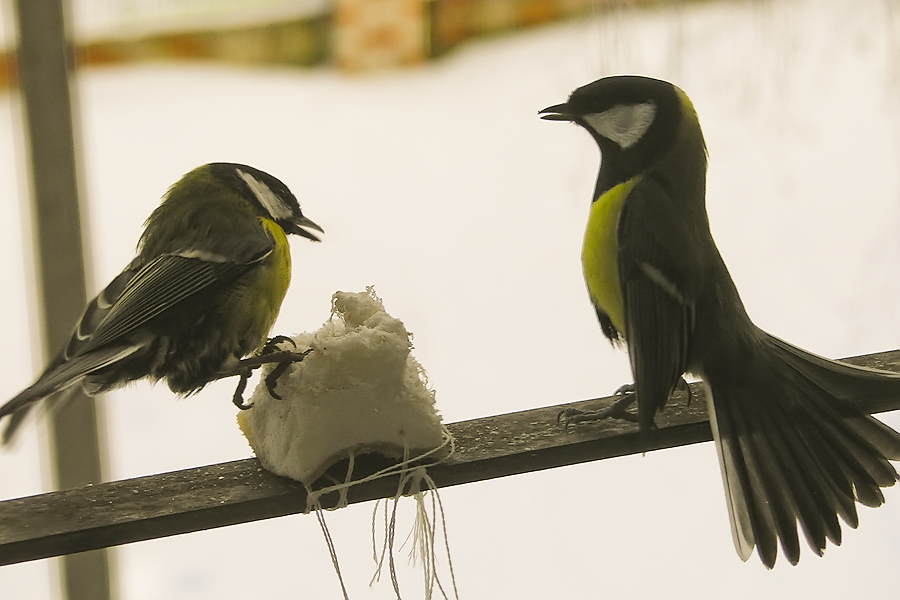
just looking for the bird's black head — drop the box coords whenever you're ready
[210,162,324,242]
[540,75,703,193]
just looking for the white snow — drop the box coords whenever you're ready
[0,0,899,598]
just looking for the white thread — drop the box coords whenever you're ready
[315,504,350,600]
[305,428,457,599]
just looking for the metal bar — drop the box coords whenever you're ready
[1,350,898,567]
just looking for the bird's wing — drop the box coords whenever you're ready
[0,237,276,442]
[617,175,702,434]
[56,257,144,364]
[84,242,274,353]
[6,248,256,405]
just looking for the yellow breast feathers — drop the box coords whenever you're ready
[581,177,640,335]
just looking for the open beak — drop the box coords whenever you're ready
[539,103,575,121]
[287,214,324,242]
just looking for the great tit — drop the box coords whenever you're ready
[541,75,900,568]
[0,162,323,443]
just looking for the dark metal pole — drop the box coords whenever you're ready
[13,0,113,599]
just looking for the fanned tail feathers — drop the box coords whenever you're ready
[704,332,900,568]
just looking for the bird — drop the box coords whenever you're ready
[540,75,900,568]
[0,162,323,443]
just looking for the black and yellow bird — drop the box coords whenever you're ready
[541,75,900,568]
[0,162,322,442]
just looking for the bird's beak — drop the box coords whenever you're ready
[287,214,324,242]
[539,103,575,121]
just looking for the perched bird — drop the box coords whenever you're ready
[0,162,322,443]
[541,75,900,568]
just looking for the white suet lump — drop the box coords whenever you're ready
[238,287,449,487]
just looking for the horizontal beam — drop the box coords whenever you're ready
[2,350,899,566]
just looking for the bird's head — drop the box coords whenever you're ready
[540,75,703,189]
[208,163,324,242]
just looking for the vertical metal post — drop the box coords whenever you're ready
[13,1,113,599]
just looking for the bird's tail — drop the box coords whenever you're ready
[0,345,142,444]
[703,331,900,568]
[0,387,80,445]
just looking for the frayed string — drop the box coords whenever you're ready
[305,426,455,513]
[306,427,457,599]
[313,500,350,600]
[369,452,459,600]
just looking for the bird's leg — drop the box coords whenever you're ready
[675,377,693,406]
[222,336,311,407]
[225,349,312,373]
[232,367,254,410]
[557,383,639,429]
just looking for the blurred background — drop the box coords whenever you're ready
[1,0,900,598]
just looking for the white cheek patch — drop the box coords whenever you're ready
[583,102,657,149]
[236,169,293,220]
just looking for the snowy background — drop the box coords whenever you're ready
[2,0,900,598]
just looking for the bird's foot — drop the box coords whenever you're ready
[260,337,302,400]
[557,383,639,429]
[224,338,311,409]
[613,382,635,397]
[262,335,296,354]
[232,367,254,410]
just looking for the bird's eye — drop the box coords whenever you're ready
[236,169,293,220]
[583,102,656,149]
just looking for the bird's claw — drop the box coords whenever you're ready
[263,335,296,354]
[260,335,300,400]
[227,337,311,407]
[675,377,693,406]
[232,368,254,410]
[614,383,635,397]
[558,384,639,430]
[263,348,311,399]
